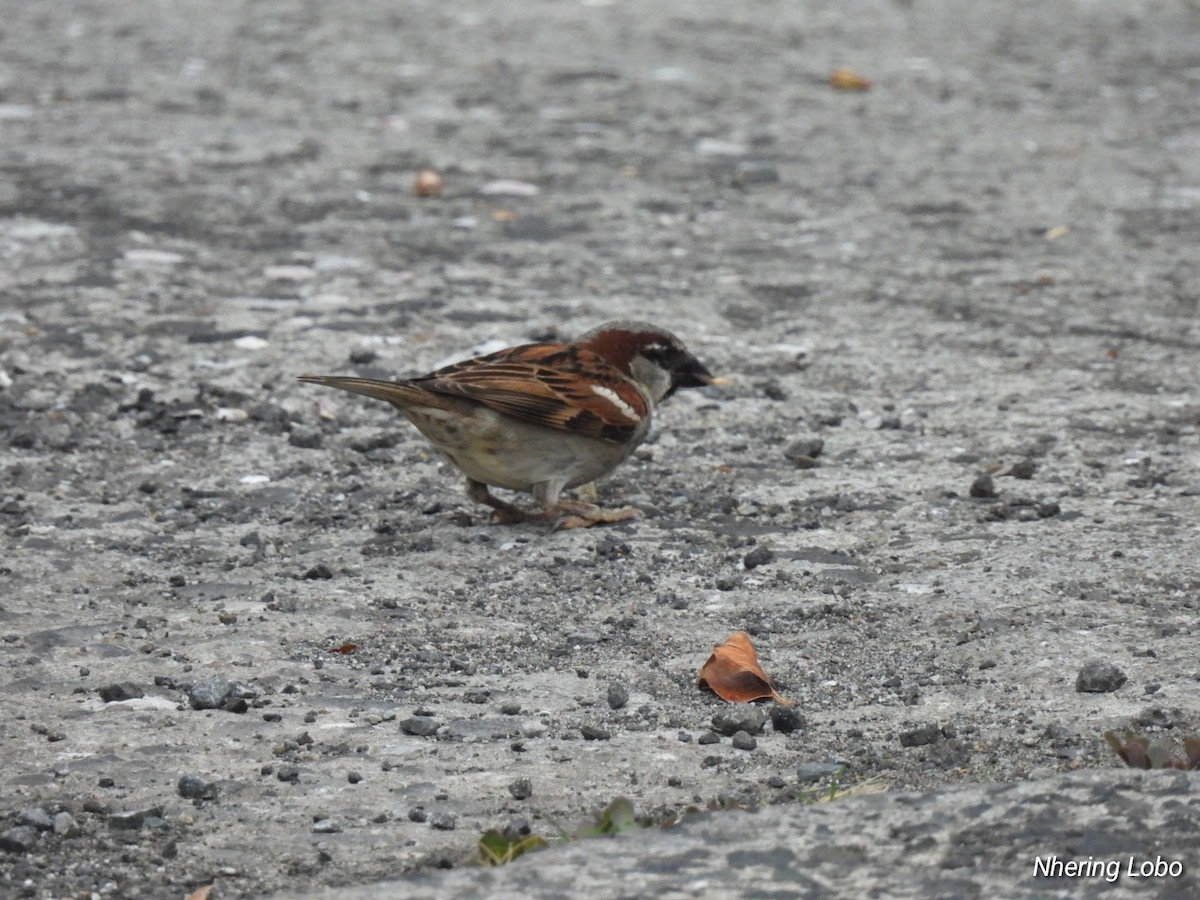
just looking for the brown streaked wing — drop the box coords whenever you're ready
[414,344,649,442]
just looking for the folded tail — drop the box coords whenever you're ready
[297,375,431,408]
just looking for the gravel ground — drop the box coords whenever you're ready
[2,1,1199,898]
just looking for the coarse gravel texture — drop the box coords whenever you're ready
[2,1,1199,898]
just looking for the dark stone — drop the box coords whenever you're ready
[1009,459,1037,479]
[508,777,533,800]
[98,682,143,703]
[108,806,164,830]
[18,808,54,831]
[177,774,217,800]
[796,762,845,783]
[400,716,440,737]
[784,437,825,465]
[188,675,236,710]
[1037,500,1061,518]
[430,813,457,831]
[303,564,334,580]
[606,683,629,710]
[732,731,758,751]
[581,725,612,741]
[969,473,997,498]
[899,723,942,747]
[1076,660,1128,693]
[743,545,776,570]
[288,427,324,449]
[770,705,805,734]
[0,825,38,853]
[712,707,766,736]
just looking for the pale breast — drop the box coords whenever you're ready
[399,403,648,494]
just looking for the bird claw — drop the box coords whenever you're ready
[545,502,640,530]
[469,481,638,528]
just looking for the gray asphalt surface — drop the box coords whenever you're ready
[2,1,1198,898]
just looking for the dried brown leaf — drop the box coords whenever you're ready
[698,631,793,705]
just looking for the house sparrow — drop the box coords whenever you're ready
[299,320,717,528]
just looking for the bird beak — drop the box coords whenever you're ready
[683,362,728,388]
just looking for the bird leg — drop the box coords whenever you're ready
[466,479,529,524]
[531,480,639,529]
[466,479,640,529]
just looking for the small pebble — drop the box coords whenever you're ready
[18,808,54,831]
[479,179,540,197]
[519,719,547,738]
[508,778,533,800]
[1037,500,1061,518]
[796,762,846,784]
[732,161,781,187]
[0,825,37,853]
[1009,459,1037,479]
[770,706,805,734]
[743,545,776,570]
[430,813,457,831]
[288,428,324,450]
[712,707,766,736]
[348,771,363,784]
[177,775,217,801]
[400,716,440,737]
[697,732,721,745]
[581,725,612,741]
[414,168,444,198]
[188,676,236,711]
[98,683,144,703]
[899,723,942,747]
[53,812,78,837]
[970,473,997,498]
[731,731,758,751]
[312,819,341,834]
[1076,660,1127,693]
[606,683,629,710]
[108,806,164,830]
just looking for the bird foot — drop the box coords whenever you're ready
[467,480,532,524]
[467,480,637,528]
[540,501,640,530]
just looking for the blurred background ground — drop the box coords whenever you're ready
[1,1,1198,897]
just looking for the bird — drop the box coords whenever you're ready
[298,320,718,528]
